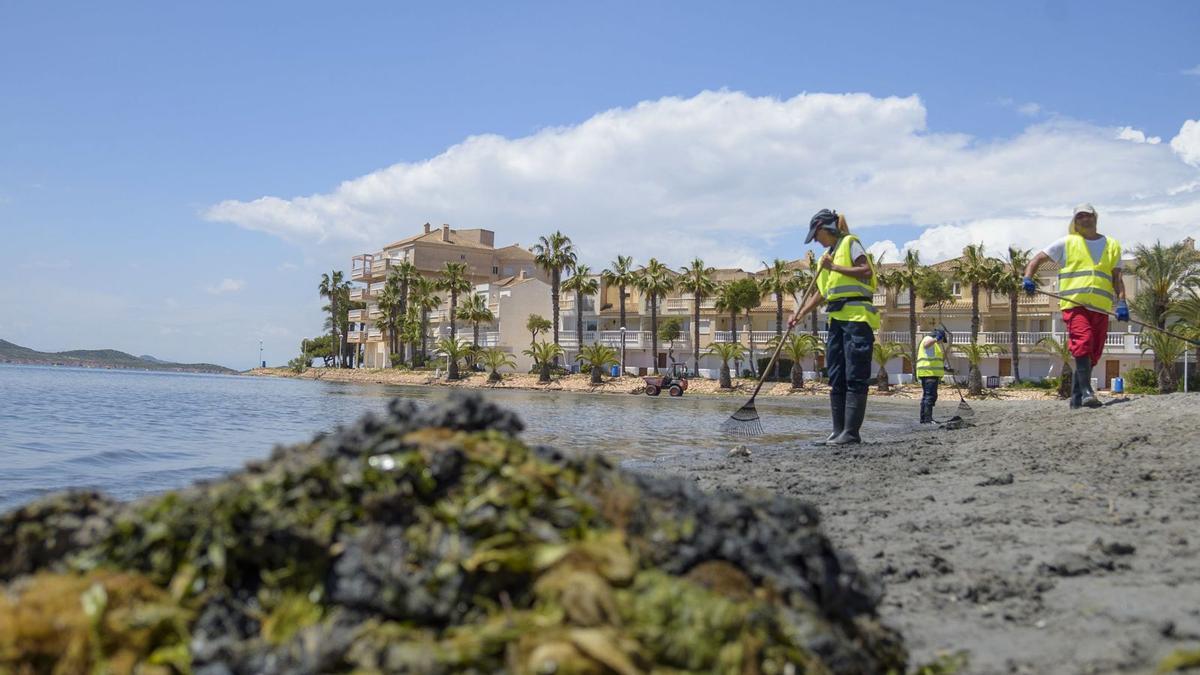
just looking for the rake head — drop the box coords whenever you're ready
[720,402,764,436]
[957,399,976,417]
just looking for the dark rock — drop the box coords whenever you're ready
[976,473,1014,487]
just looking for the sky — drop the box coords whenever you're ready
[1,1,1198,369]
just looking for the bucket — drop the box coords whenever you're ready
[610,364,620,377]
[1112,376,1124,394]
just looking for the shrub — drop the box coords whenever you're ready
[1126,367,1157,389]
[287,356,308,374]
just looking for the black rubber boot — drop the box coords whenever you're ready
[828,392,867,445]
[813,393,846,446]
[1078,357,1101,408]
[1069,359,1084,409]
[920,402,933,424]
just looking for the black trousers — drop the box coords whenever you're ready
[826,318,875,396]
[920,376,940,408]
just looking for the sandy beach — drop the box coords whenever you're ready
[247,366,1062,401]
[643,394,1200,674]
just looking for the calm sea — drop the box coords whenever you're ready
[0,364,908,512]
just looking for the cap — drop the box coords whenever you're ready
[805,209,839,244]
[1073,203,1096,216]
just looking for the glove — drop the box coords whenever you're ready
[1116,300,1130,322]
[1022,277,1036,295]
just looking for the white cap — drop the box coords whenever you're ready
[1073,202,1096,216]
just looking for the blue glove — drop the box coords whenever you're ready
[1022,277,1036,295]
[1116,300,1130,322]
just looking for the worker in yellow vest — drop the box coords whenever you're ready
[1023,203,1127,409]
[789,209,879,445]
[916,328,952,424]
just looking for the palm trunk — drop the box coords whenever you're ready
[575,289,583,352]
[774,294,783,380]
[420,311,429,366]
[791,361,803,389]
[878,364,890,392]
[968,282,981,393]
[448,292,460,380]
[692,297,701,375]
[551,270,561,364]
[1010,294,1020,382]
[618,283,627,375]
[650,296,660,374]
[399,280,408,364]
[591,365,602,385]
[908,286,917,375]
[746,311,756,377]
[810,311,818,337]
[719,362,731,389]
[472,320,480,371]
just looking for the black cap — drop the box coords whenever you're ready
[805,209,839,244]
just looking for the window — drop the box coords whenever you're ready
[492,266,499,275]
[460,254,466,260]
[951,282,962,296]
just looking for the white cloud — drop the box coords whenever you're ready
[206,278,245,294]
[1017,102,1042,117]
[867,239,902,265]
[205,90,1200,269]
[1171,119,1200,167]
[1116,126,1161,144]
[1183,65,1200,76]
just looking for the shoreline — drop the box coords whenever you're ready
[247,366,1064,401]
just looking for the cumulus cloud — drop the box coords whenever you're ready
[1116,126,1161,144]
[206,278,245,294]
[1172,120,1200,167]
[205,90,1200,268]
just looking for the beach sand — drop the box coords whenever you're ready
[644,394,1200,674]
[248,366,1061,401]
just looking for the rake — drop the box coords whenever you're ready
[936,323,975,420]
[720,267,823,436]
[1034,288,1200,346]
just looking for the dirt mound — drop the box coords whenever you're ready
[0,392,905,674]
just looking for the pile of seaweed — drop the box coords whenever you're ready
[0,393,905,674]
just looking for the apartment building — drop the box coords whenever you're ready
[347,224,549,368]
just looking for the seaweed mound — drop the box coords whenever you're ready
[0,393,905,674]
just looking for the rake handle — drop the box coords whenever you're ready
[744,268,824,403]
[1034,288,1200,347]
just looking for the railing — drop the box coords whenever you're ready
[989,292,1049,306]
[347,330,365,343]
[348,309,370,323]
[367,329,383,342]
[349,283,383,302]
[872,292,888,307]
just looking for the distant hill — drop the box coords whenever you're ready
[0,339,236,374]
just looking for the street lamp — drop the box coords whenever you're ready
[259,340,264,368]
[619,326,626,377]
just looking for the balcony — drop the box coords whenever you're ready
[349,283,382,302]
[989,292,1049,306]
[348,309,371,323]
[347,330,365,344]
[872,292,888,307]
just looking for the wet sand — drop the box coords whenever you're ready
[643,394,1200,674]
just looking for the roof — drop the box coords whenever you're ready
[384,228,494,251]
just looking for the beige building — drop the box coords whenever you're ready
[347,224,549,368]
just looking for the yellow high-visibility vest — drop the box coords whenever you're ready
[916,339,945,378]
[1058,235,1121,313]
[818,234,880,330]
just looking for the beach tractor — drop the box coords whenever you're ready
[643,364,690,397]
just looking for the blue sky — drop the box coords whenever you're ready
[2,2,1198,369]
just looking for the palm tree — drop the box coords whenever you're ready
[409,276,441,367]
[456,292,495,366]
[953,244,995,392]
[760,259,801,380]
[895,250,924,374]
[704,342,745,389]
[803,252,821,337]
[531,231,577,358]
[523,341,564,384]
[433,337,470,380]
[601,255,637,376]
[376,277,404,367]
[635,258,676,374]
[676,258,716,376]
[526,314,552,346]
[954,342,1007,396]
[400,307,424,368]
[1035,334,1074,399]
[871,342,907,393]
[778,333,823,389]
[717,278,765,378]
[318,271,349,367]
[436,262,472,380]
[1140,331,1188,393]
[576,344,619,385]
[479,347,517,383]
[389,261,418,363]
[1132,241,1200,378]
[560,264,599,360]
[713,281,741,346]
[990,247,1033,383]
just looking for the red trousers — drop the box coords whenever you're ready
[1062,307,1109,366]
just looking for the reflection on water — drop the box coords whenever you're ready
[0,365,910,510]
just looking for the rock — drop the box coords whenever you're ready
[0,393,907,674]
[976,473,1015,487]
[1041,551,1096,577]
[1090,538,1137,556]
